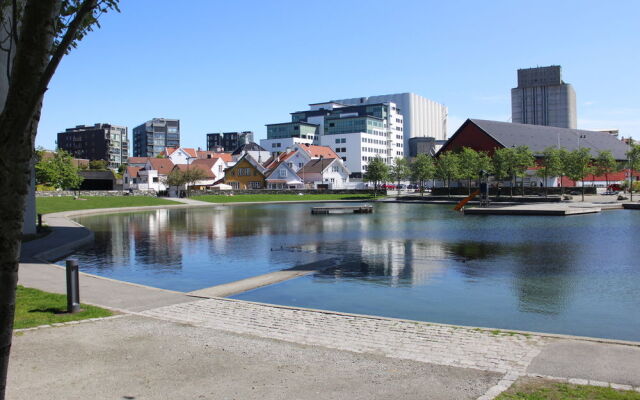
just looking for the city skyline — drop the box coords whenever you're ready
[35,0,640,151]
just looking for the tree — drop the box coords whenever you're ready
[390,157,410,190]
[491,147,514,196]
[364,156,389,197]
[35,150,83,189]
[457,147,479,195]
[565,148,593,202]
[89,159,108,170]
[593,150,617,189]
[537,147,564,197]
[434,151,460,198]
[627,142,640,201]
[410,154,435,196]
[0,2,120,397]
[514,146,535,196]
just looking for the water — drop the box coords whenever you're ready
[63,203,640,341]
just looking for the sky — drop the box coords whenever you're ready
[36,0,640,150]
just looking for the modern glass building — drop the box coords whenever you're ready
[132,118,180,157]
[57,123,128,169]
[206,131,254,152]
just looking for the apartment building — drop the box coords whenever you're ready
[57,123,128,169]
[133,118,180,157]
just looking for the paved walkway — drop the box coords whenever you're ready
[11,200,640,399]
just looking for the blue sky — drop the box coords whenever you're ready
[37,0,640,150]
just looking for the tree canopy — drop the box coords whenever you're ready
[410,154,435,195]
[364,156,389,195]
[35,150,83,189]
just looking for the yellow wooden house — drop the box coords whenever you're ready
[223,154,267,189]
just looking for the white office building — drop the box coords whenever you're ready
[334,93,448,148]
[264,101,404,176]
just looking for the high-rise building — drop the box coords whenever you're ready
[262,101,404,176]
[206,131,254,152]
[511,65,577,129]
[333,93,448,148]
[57,123,128,169]
[133,118,180,157]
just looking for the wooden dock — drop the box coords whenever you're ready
[311,205,373,215]
[463,203,604,216]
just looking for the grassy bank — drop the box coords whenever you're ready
[192,193,382,203]
[36,196,180,215]
[497,378,640,399]
[14,286,113,329]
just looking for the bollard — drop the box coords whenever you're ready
[65,259,80,313]
[37,213,42,229]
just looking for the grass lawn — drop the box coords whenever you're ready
[14,286,113,330]
[192,193,382,203]
[497,378,640,400]
[36,196,180,215]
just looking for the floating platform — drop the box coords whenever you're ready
[311,205,373,215]
[463,203,603,216]
[623,203,640,210]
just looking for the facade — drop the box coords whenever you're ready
[223,154,267,189]
[57,123,129,169]
[206,131,254,152]
[511,65,577,129]
[334,93,448,147]
[438,119,633,186]
[230,142,270,163]
[264,160,304,189]
[163,147,197,165]
[264,101,404,176]
[298,158,350,189]
[133,118,180,157]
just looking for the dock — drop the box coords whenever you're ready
[311,205,373,215]
[462,203,613,216]
[623,203,640,210]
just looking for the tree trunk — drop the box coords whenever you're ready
[510,175,514,198]
[0,2,64,397]
[468,178,471,196]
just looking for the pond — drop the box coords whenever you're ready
[63,203,640,341]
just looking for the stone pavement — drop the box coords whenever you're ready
[141,298,545,375]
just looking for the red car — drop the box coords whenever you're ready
[381,184,396,189]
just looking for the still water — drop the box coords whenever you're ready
[64,203,640,341]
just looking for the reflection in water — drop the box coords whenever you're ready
[64,203,640,341]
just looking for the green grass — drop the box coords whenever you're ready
[192,193,382,203]
[497,379,640,400]
[14,286,113,329]
[36,196,180,215]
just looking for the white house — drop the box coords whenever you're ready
[231,142,270,164]
[164,147,198,165]
[298,157,350,189]
[264,159,304,189]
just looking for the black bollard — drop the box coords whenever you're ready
[37,213,42,229]
[65,259,80,313]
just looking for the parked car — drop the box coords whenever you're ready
[608,184,622,192]
[381,184,396,189]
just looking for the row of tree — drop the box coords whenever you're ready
[364,143,640,201]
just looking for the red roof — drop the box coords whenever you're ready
[191,158,221,168]
[210,152,233,163]
[173,163,215,178]
[126,166,141,177]
[163,147,177,156]
[148,158,174,174]
[300,144,338,159]
[263,151,295,169]
[182,148,197,158]
[127,157,149,165]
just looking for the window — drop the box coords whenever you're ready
[153,177,158,183]
[335,138,340,144]
[340,138,346,143]
[250,181,261,189]
[298,162,303,168]
[342,157,346,161]
[279,169,287,177]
